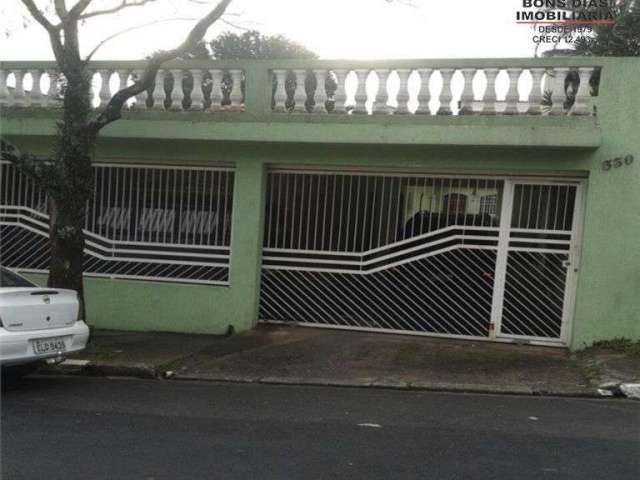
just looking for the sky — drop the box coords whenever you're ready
[1,0,542,60]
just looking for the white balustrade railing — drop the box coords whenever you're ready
[0,66,245,112]
[0,61,599,117]
[269,64,598,116]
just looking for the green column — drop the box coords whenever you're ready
[228,158,266,331]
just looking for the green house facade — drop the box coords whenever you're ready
[1,57,638,350]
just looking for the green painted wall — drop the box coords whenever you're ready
[4,57,639,348]
[569,59,640,348]
[23,158,266,335]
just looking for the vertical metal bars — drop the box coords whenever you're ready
[84,164,234,248]
[0,161,235,284]
[264,171,503,253]
[510,184,577,231]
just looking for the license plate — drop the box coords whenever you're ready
[33,337,66,355]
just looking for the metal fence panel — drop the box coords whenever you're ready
[0,161,234,284]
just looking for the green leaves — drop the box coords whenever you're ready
[572,0,640,56]
[208,30,318,60]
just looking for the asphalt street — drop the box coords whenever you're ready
[2,376,639,479]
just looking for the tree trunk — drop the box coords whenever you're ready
[48,196,87,318]
[46,67,94,321]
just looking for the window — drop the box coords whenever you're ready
[479,194,498,216]
[443,193,467,215]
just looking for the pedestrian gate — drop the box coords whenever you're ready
[258,170,584,346]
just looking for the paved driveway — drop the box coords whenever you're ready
[76,325,594,395]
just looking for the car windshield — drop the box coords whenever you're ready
[0,267,36,287]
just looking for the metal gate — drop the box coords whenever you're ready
[258,170,584,346]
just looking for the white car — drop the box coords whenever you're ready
[0,266,89,381]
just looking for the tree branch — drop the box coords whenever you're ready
[1,140,55,188]
[84,17,199,62]
[54,0,69,18]
[78,0,158,20]
[20,0,60,33]
[68,0,94,18]
[89,0,234,133]
[220,17,250,31]
[19,1,65,66]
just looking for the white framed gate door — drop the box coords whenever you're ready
[258,169,584,347]
[491,179,585,346]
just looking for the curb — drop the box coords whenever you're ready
[40,359,158,380]
[41,360,609,399]
[173,373,600,398]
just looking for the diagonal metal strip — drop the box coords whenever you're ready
[401,260,490,336]
[504,251,567,312]
[389,265,474,335]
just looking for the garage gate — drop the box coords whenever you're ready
[258,170,584,346]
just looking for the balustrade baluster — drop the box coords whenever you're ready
[116,69,129,91]
[353,69,369,114]
[395,69,411,114]
[292,69,307,113]
[527,67,545,115]
[373,69,391,114]
[415,68,432,115]
[333,69,348,114]
[116,69,130,109]
[437,68,454,115]
[132,69,148,110]
[571,67,595,115]
[459,68,476,115]
[190,69,205,110]
[45,69,60,107]
[312,69,328,113]
[152,70,166,110]
[209,69,223,112]
[482,68,499,115]
[550,67,570,115]
[12,70,26,107]
[504,68,523,115]
[229,69,243,109]
[98,69,111,108]
[272,69,288,112]
[27,69,43,107]
[169,69,184,111]
[0,70,8,106]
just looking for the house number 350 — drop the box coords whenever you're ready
[602,154,634,171]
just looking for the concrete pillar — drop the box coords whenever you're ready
[228,158,266,331]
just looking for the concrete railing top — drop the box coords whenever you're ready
[0,56,613,69]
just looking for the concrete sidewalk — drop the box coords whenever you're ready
[45,324,639,397]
